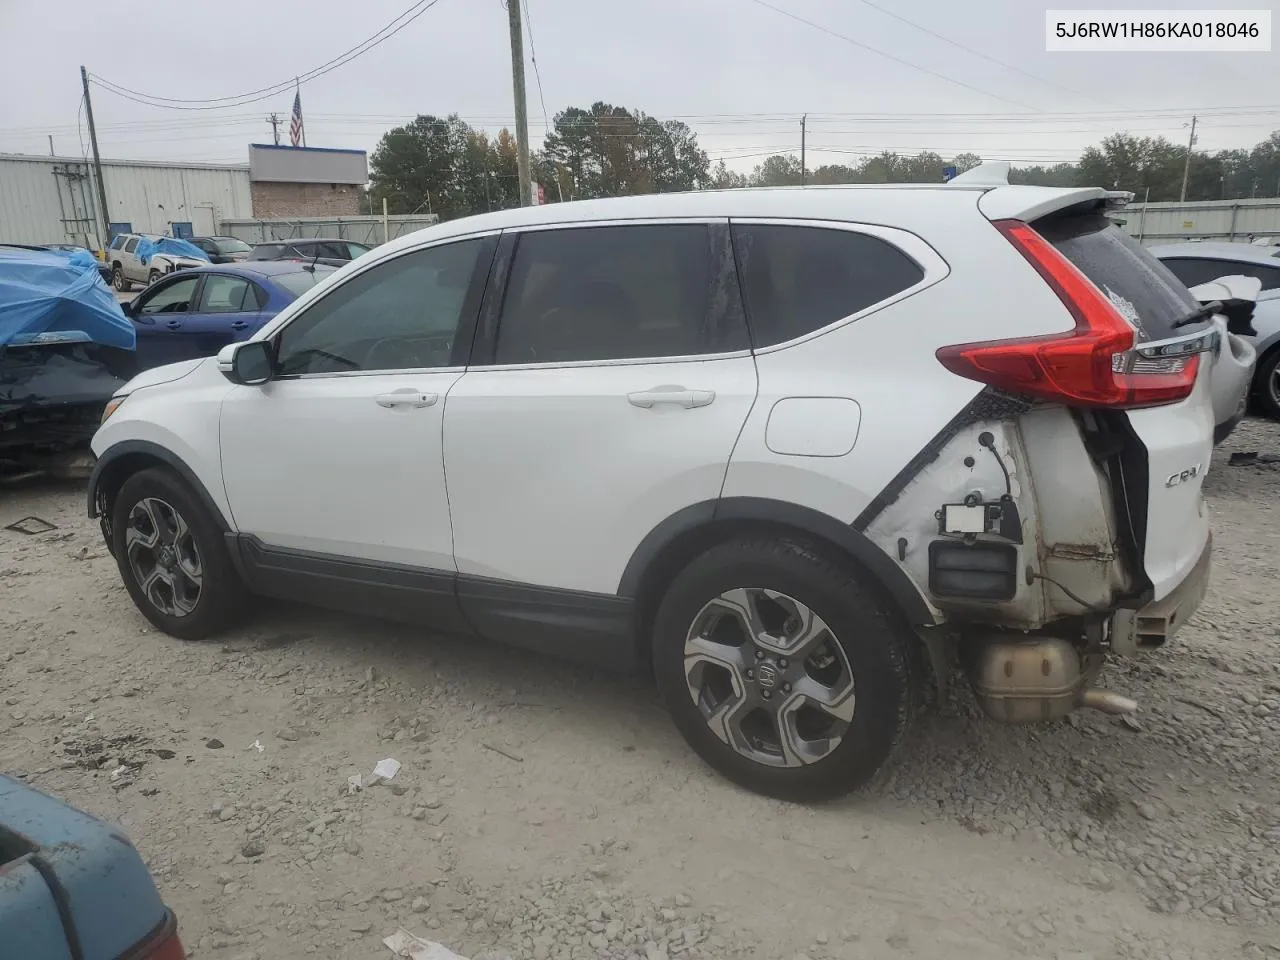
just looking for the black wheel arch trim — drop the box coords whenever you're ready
[87,440,231,534]
[617,497,934,626]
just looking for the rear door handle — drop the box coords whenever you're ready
[375,389,439,409]
[230,320,249,330]
[626,386,716,409]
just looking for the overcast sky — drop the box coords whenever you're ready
[0,0,1275,173]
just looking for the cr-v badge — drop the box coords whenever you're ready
[1166,464,1203,488]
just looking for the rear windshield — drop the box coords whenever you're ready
[212,238,252,254]
[1036,213,1197,341]
[273,267,337,297]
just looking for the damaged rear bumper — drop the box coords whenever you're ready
[1111,532,1212,656]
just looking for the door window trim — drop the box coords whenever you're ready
[727,218,949,355]
[262,231,501,381]
[135,273,203,317]
[467,217,755,372]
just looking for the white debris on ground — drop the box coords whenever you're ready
[2,419,1280,960]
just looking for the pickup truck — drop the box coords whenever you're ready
[105,234,208,292]
[0,774,185,959]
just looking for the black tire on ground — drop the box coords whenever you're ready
[1253,348,1280,420]
[652,538,917,803]
[112,265,131,292]
[111,467,250,641]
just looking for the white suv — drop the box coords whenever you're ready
[89,167,1220,801]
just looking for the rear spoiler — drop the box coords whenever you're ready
[949,161,1133,222]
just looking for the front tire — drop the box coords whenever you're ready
[652,539,916,802]
[148,269,163,285]
[111,467,248,640]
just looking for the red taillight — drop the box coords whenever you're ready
[146,932,186,960]
[935,219,1198,408]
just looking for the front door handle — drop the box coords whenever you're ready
[375,389,439,409]
[626,386,716,410]
[165,319,183,330]
[230,320,249,331]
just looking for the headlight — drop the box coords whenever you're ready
[101,395,129,425]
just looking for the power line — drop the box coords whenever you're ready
[745,0,1044,112]
[89,0,448,111]
[521,0,552,132]
[844,0,1102,107]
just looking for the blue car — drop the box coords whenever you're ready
[0,774,186,959]
[122,261,336,371]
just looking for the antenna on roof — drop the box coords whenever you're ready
[946,161,1010,187]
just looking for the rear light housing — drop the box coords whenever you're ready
[936,219,1200,409]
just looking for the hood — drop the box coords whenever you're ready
[119,356,208,394]
[136,236,211,267]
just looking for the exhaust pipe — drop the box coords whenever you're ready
[1079,688,1138,715]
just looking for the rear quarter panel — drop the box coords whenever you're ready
[723,200,1079,526]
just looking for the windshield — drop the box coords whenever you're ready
[273,266,337,297]
[211,238,253,254]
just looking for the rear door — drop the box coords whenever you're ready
[1036,212,1214,601]
[443,221,758,642]
[182,272,266,358]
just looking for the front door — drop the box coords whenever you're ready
[444,222,758,649]
[217,234,498,630]
[129,273,201,370]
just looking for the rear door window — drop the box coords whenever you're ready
[493,224,749,365]
[1161,256,1280,293]
[124,237,139,254]
[730,224,925,348]
[1037,214,1196,341]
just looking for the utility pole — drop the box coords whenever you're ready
[48,135,54,156]
[80,66,111,250]
[268,113,281,146]
[506,0,532,206]
[1179,114,1197,203]
[800,114,807,186]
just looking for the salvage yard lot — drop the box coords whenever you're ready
[2,420,1280,960]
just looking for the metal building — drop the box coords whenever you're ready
[0,153,252,250]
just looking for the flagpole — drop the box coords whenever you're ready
[296,78,306,147]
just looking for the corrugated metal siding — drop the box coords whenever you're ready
[1124,199,1280,245]
[0,154,252,249]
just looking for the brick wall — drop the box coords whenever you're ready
[250,181,363,218]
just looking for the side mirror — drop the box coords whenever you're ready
[217,340,273,386]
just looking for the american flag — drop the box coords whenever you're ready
[290,89,304,147]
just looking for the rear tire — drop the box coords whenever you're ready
[652,538,917,802]
[1253,348,1280,420]
[111,467,249,641]
[112,265,131,292]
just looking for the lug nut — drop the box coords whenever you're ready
[778,658,789,668]
[782,683,791,693]
[745,670,754,680]
[755,650,765,660]
[761,690,772,700]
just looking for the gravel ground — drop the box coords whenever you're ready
[3,419,1280,960]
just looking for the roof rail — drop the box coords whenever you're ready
[946,161,1010,187]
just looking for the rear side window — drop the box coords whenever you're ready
[124,237,139,253]
[494,224,749,365]
[272,267,336,297]
[1161,256,1280,293]
[731,224,925,348]
[1037,214,1195,341]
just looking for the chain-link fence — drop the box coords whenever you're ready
[217,215,440,247]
